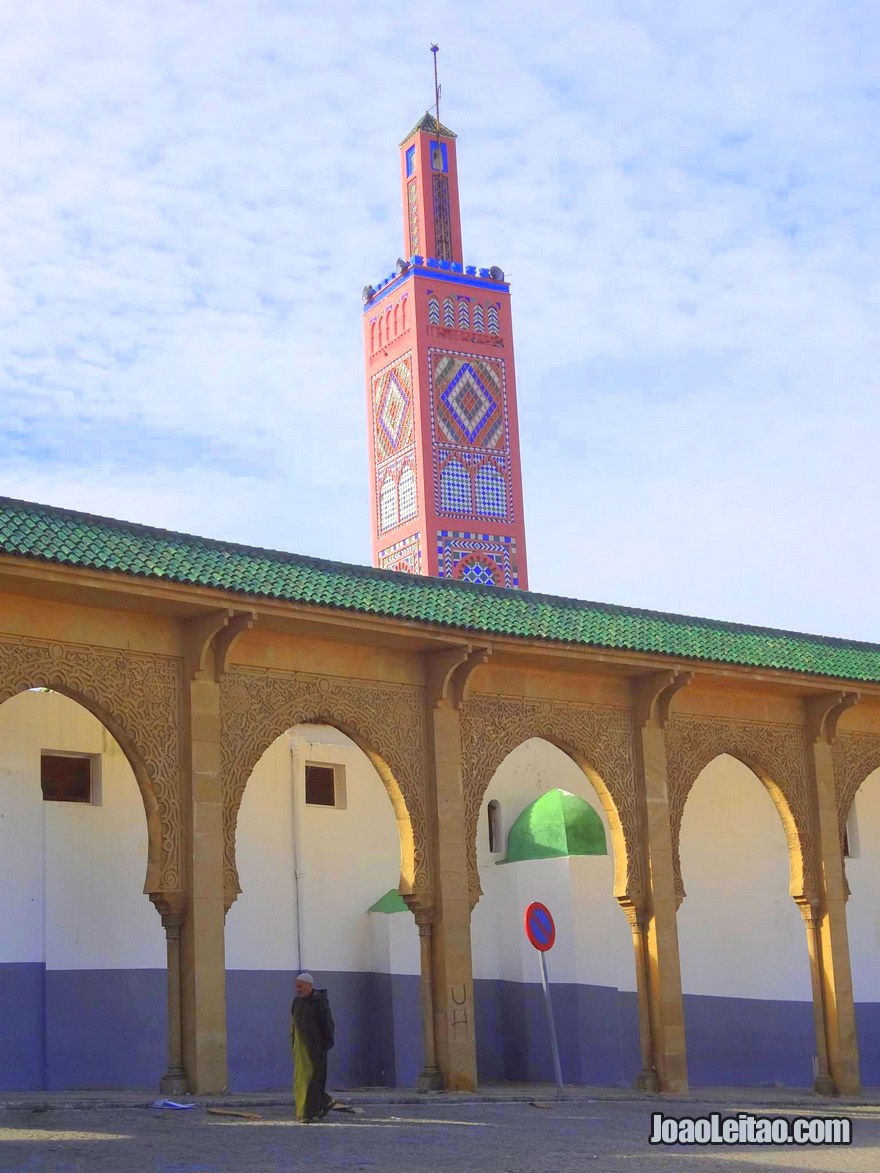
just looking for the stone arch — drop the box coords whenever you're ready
[220,666,429,910]
[460,694,640,906]
[665,715,814,904]
[0,635,181,898]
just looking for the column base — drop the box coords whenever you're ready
[634,1069,660,1094]
[416,1066,444,1093]
[160,1066,189,1096]
[813,1073,838,1097]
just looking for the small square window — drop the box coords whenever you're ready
[41,754,92,803]
[305,764,337,807]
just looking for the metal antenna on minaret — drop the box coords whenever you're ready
[430,43,442,167]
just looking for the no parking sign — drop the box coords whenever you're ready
[524,902,556,952]
[523,901,563,1095]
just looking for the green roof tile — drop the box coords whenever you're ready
[400,111,457,144]
[3,495,880,683]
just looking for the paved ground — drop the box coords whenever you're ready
[1,1088,879,1172]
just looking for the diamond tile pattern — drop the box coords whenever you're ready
[440,363,496,443]
[432,353,505,451]
[373,359,413,462]
[3,495,880,682]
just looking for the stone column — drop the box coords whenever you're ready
[421,646,486,1091]
[621,901,659,1093]
[179,613,233,1093]
[798,899,836,1095]
[413,910,443,1091]
[426,698,479,1089]
[159,909,188,1095]
[803,694,861,1094]
[630,672,690,1094]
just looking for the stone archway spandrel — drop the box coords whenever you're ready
[0,634,183,896]
[664,714,815,902]
[459,693,642,904]
[833,731,880,852]
[220,666,430,904]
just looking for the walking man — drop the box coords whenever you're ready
[290,972,336,1122]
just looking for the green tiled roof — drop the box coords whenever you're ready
[3,495,880,683]
[400,111,457,144]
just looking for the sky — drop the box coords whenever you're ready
[1,1,879,640]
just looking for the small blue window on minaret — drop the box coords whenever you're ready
[430,140,448,172]
[405,146,416,177]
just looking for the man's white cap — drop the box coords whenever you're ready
[296,972,314,984]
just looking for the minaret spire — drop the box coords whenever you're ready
[431,44,442,170]
[361,86,530,589]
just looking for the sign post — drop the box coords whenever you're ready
[524,902,563,1098]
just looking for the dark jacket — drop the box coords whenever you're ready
[291,988,335,1054]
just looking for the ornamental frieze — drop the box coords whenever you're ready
[0,634,183,895]
[459,694,641,904]
[220,667,429,904]
[665,715,815,902]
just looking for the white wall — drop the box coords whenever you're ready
[677,754,810,1000]
[225,723,411,974]
[471,738,634,991]
[844,769,880,1002]
[0,689,164,969]
[369,910,420,977]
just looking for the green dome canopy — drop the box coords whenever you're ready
[502,789,607,863]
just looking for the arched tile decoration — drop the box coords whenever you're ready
[665,715,815,903]
[0,634,182,898]
[220,666,430,909]
[460,694,640,906]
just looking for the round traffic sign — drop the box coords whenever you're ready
[524,901,556,952]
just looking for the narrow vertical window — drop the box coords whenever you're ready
[458,299,469,330]
[487,304,499,334]
[488,800,502,853]
[443,297,455,328]
[472,303,484,333]
[428,296,440,325]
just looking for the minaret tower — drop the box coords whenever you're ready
[362,55,529,589]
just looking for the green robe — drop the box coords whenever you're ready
[290,989,335,1121]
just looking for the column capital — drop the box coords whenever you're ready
[617,895,648,931]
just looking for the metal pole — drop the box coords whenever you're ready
[539,950,563,1099]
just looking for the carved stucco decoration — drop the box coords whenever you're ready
[459,694,641,905]
[220,666,429,906]
[665,715,815,903]
[0,634,182,895]
[833,732,880,885]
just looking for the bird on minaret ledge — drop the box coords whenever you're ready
[362,47,529,590]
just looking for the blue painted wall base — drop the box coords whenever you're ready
[683,993,815,1086]
[226,969,422,1092]
[0,963,166,1091]
[473,978,640,1087]
[2,960,876,1091]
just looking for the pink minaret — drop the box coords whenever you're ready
[362,103,529,589]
